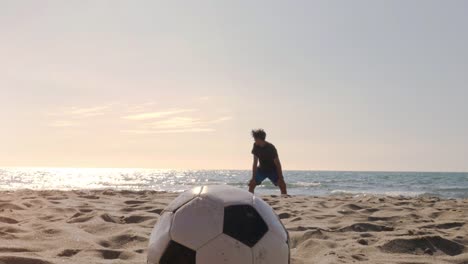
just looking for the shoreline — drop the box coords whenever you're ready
[0,190,466,263]
[1,188,467,200]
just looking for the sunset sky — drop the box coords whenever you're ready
[1,1,467,171]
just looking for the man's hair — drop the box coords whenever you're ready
[251,129,267,140]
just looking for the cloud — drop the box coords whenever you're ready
[197,96,212,101]
[122,115,232,134]
[150,117,202,129]
[47,101,232,134]
[49,121,80,127]
[210,116,232,123]
[145,116,233,131]
[46,104,113,129]
[48,105,113,118]
[124,102,158,113]
[67,106,110,117]
[122,109,196,120]
[122,128,215,134]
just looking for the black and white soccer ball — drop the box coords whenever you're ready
[147,185,290,264]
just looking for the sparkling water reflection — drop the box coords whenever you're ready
[0,168,467,198]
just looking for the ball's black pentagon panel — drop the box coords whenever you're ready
[223,204,268,247]
[160,241,196,264]
[252,196,288,242]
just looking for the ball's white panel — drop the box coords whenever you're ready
[253,196,288,242]
[147,212,173,264]
[164,186,203,212]
[253,231,289,264]
[197,234,253,264]
[200,185,253,206]
[171,197,224,250]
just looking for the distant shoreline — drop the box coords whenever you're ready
[2,166,468,173]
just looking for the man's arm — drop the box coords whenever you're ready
[249,156,259,193]
[274,157,287,195]
[252,156,258,179]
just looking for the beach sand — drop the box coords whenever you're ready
[0,190,466,264]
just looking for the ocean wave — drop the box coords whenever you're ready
[433,187,468,192]
[330,189,427,197]
[291,182,321,187]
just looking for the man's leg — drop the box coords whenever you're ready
[270,172,287,195]
[278,178,287,195]
[250,169,266,193]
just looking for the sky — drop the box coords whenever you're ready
[1,1,468,171]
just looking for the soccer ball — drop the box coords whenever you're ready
[147,185,290,264]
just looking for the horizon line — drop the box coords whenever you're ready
[1,166,467,174]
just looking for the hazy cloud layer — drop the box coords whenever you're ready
[47,102,231,134]
[122,109,195,120]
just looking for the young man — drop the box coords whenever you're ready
[249,129,287,195]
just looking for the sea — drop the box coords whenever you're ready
[0,168,467,199]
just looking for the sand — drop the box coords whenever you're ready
[0,190,466,264]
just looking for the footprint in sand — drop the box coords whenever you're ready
[0,226,28,234]
[123,215,153,224]
[57,249,81,257]
[367,215,398,221]
[421,222,464,230]
[147,208,163,215]
[293,230,329,246]
[79,208,94,213]
[351,254,369,261]
[22,202,33,208]
[0,256,52,264]
[0,216,19,224]
[278,212,291,219]
[0,232,18,239]
[99,234,147,248]
[100,213,152,224]
[339,223,394,232]
[0,203,26,211]
[95,249,129,260]
[357,239,368,245]
[40,228,63,236]
[101,213,124,224]
[124,200,146,205]
[291,217,302,222]
[67,212,95,223]
[121,205,155,213]
[361,208,379,213]
[46,196,68,201]
[0,247,32,253]
[79,195,100,200]
[343,204,363,210]
[37,215,64,222]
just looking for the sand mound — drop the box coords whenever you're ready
[381,236,465,256]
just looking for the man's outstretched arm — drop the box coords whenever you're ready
[274,157,287,195]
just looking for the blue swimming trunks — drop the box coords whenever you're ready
[255,168,278,186]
